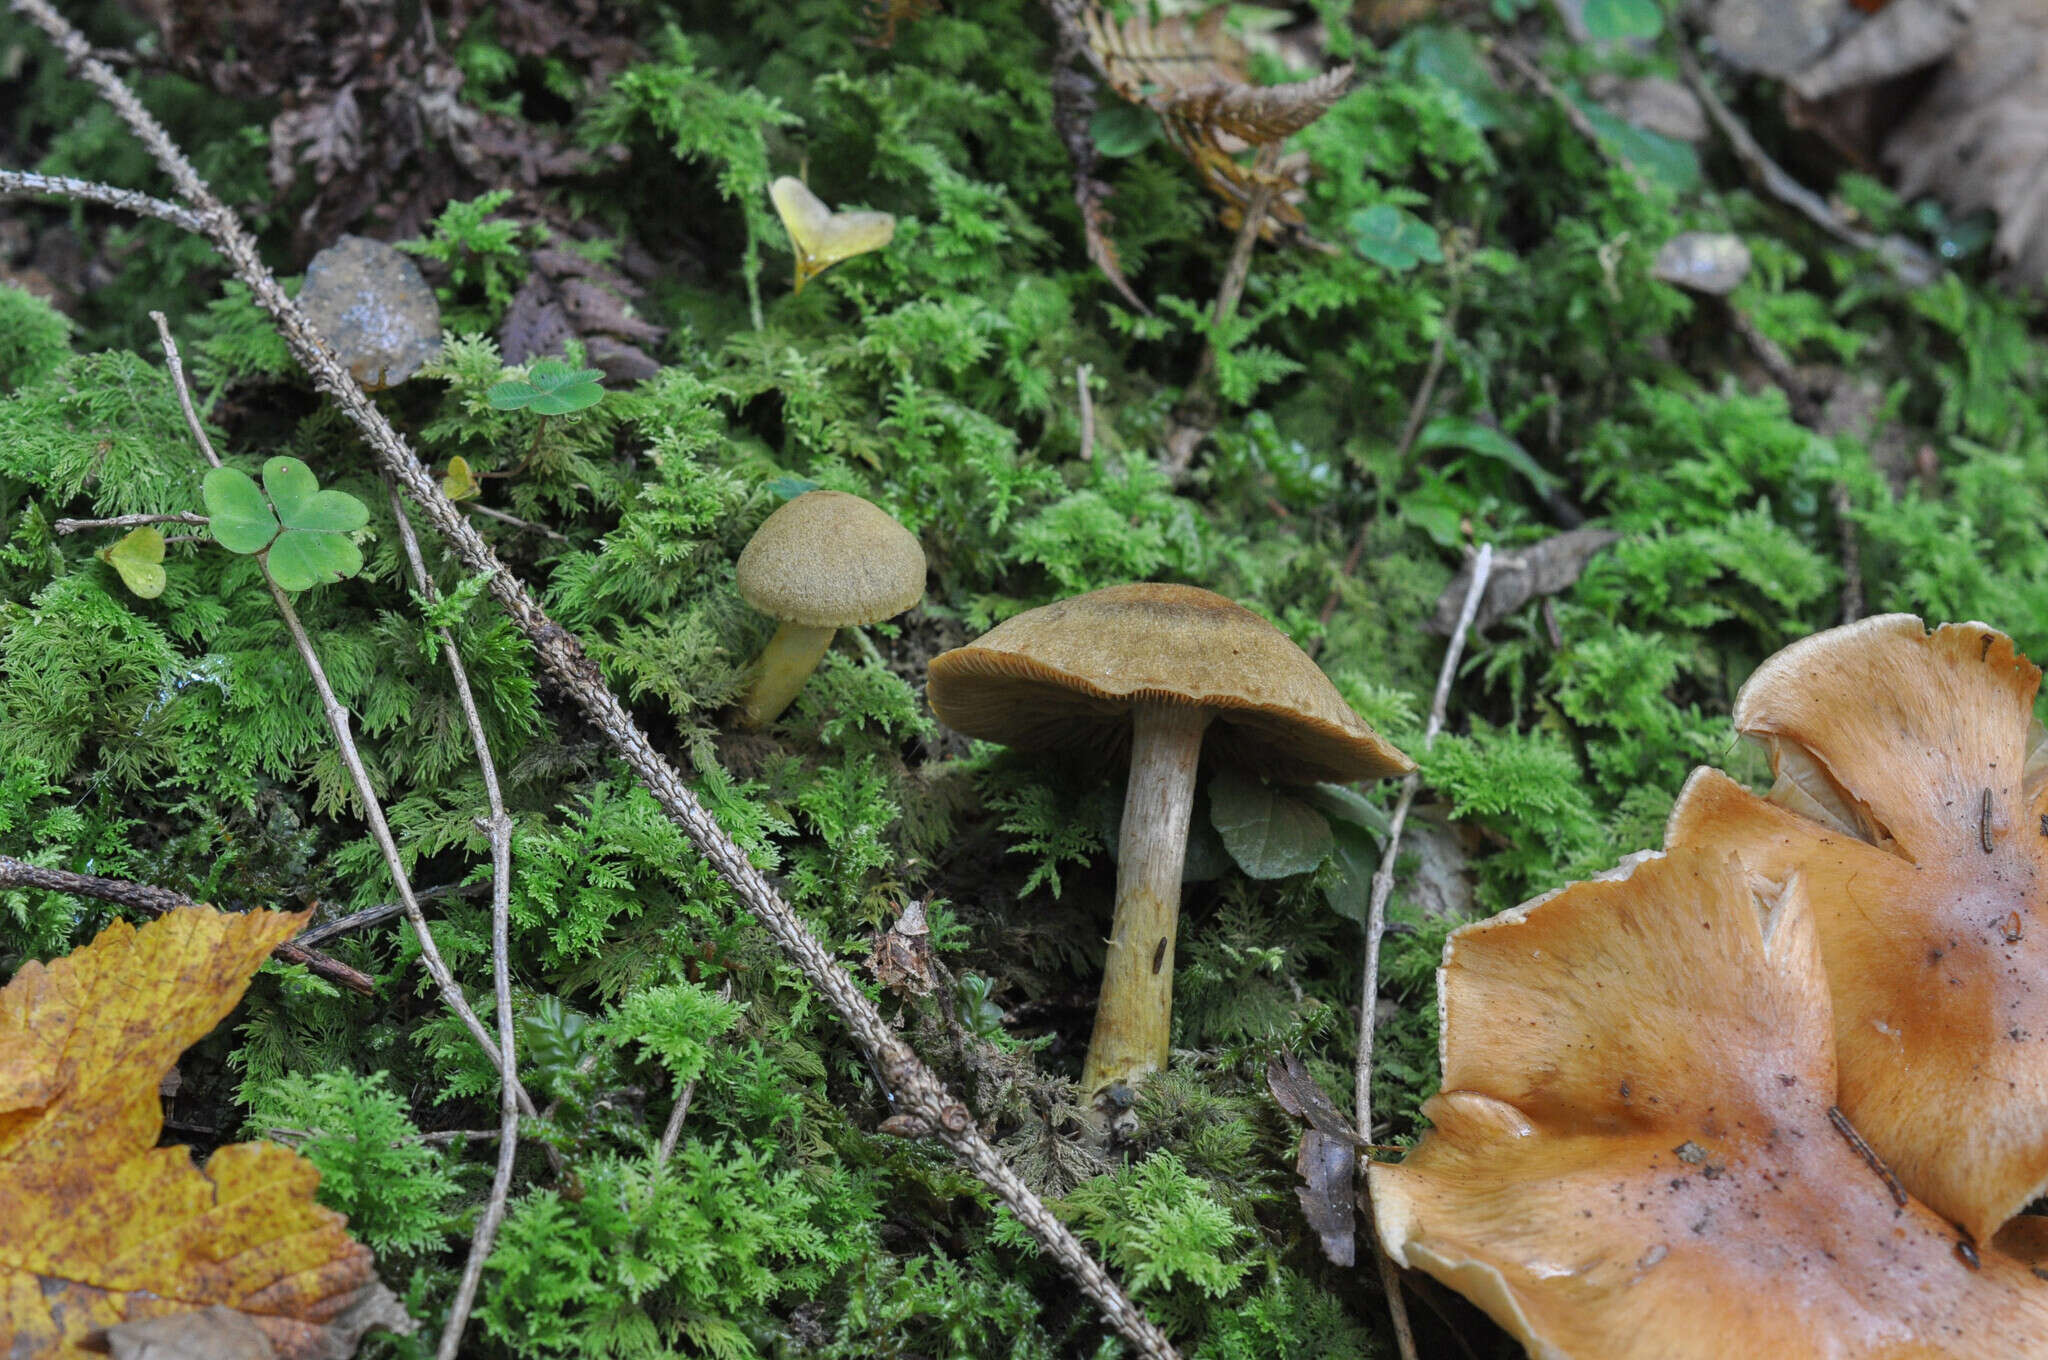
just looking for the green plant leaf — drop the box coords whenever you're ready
[1303,783,1393,842]
[1208,768,1333,879]
[1583,0,1663,41]
[441,455,481,502]
[1090,101,1161,158]
[99,526,166,600]
[264,457,369,533]
[1322,821,1381,925]
[1415,415,1561,494]
[201,467,279,555]
[264,529,364,592]
[1347,204,1443,272]
[486,359,606,415]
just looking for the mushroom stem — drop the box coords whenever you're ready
[1081,700,1214,1110]
[738,621,836,728]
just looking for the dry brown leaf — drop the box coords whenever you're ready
[869,899,937,998]
[1264,1053,1358,1266]
[0,907,411,1359]
[1882,0,2048,285]
[1079,4,1350,244]
[1427,528,1621,635]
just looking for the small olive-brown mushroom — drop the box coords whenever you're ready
[734,491,925,729]
[926,582,1411,1113]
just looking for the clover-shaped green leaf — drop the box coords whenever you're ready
[1348,204,1444,273]
[441,455,482,502]
[99,526,166,600]
[201,458,368,592]
[486,359,606,415]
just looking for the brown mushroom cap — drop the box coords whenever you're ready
[1371,847,2048,1359]
[1665,614,2048,1244]
[735,491,926,628]
[926,583,1412,785]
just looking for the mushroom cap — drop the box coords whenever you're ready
[1665,614,2048,1244]
[1371,847,2048,1359]
[925,582,1412,784]
[735,491,926,628]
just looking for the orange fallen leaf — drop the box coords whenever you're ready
[0,907,412,1359]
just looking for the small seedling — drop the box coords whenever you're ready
[486,359,606,416]
[99,526,167,600]
[1349,203,1444,272]
[202,456,370,591]
[768,176,896,293]
[442,454,482,501]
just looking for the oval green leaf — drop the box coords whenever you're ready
[100,526,167,600]
[201,466,279,555]
[1209,767,1334,880]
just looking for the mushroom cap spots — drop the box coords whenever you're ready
[926,582,1412,785]
[298,235,443,389]
[1371,848,2048,1359]
[735,490,926,629]
[1667,616,2048,1243]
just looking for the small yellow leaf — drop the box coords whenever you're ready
[98,527,166,600]
[0,906,413,1358]
[768,176,896,294]
[442,454,481,501]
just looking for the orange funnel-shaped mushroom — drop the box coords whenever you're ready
[1666,615,2048,1243]
[1370,848,2048,1358]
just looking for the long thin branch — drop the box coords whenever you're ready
[7,4,1177,1351]
[52,511,208,533]
[0,166,208,232]
[0,854,375,994]
[1353,544,1492,1360]
[389,490,520,1360]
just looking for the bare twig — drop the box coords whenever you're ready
[1354,544,1493,1360]
[1490,42,1629,178]
[261,569,534,1116]
[1074,363,1096,463]
[1832,482,1862,624]
[7,4,1177,1351]
[656,977,734,1170]
[266,1125,503,1147]
[463,500,569,543]
[53,511,208,533]
[292,900,406,948]
[0,166,208,232]
[390,490,521,1360]
[150,311,222,467]
[1674,46,1934,286]
[1313,297,1462,652]
[0,853,375,995]
[1163,146,1281,481]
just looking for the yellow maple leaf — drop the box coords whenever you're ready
[0,907,412,1359]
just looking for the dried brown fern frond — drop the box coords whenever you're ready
[861,0,938,49]
[1078,4,1351,243]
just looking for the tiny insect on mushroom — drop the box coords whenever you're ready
[733,490,926,729]
[1370,847,2048,1359]
[925,582,1411,1119]
[1665,615,2048,1245]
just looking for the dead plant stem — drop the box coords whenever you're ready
[0,854,374,994]
[1354,543,1492,1360]
[389,490,521,1360]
